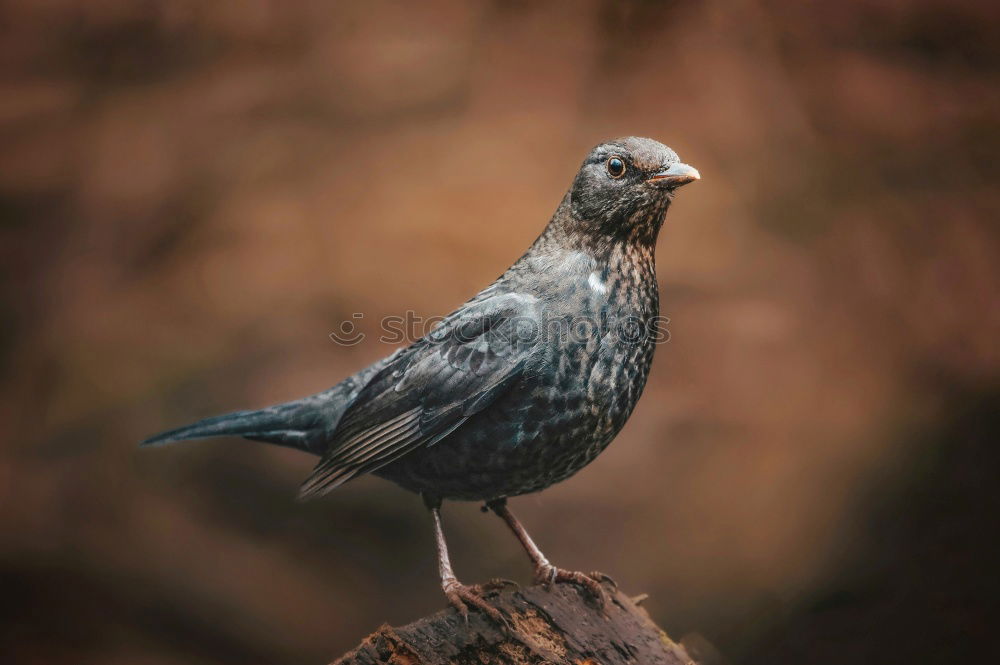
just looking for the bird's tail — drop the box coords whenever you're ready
[141,396,334,454]
[142,353,394,456]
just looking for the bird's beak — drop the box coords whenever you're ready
[647,162,701,188]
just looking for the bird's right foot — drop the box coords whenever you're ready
[443,579,512,626]
[535,565,610,605]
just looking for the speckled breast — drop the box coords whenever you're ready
[377,297,660,501]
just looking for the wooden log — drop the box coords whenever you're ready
[332,580,698,665]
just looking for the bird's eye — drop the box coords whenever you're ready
[606,156,626,179]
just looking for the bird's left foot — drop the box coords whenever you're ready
[535,565,612,604]
[443,579,512,628]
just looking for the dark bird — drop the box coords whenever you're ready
[143,136,699,620]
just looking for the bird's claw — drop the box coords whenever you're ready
[443,581,510,628]
[482,577,520,591]
[535,565,610,605]
[589,570,618,588]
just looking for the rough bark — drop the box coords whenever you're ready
[332,581,697,665]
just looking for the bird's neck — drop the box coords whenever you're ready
[509,194,661,320]
[528,192,663,265]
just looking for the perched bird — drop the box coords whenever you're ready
[144,136,699,620]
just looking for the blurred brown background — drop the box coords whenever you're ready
[1,1,997,663]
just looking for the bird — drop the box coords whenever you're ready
[143,136,700,621]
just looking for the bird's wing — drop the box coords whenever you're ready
[298,291,543,497]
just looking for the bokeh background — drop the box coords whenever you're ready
[1,1,997,663]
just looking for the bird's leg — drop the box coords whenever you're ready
[425,496,509,624]
[486,498,611,602]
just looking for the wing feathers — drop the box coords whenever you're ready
[298,292,542,498]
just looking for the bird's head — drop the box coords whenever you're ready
[567,137,699,245]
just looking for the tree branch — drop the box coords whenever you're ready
[332,581,697,665]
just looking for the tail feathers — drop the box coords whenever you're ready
[143,353,397,458]
[142,398,330,455]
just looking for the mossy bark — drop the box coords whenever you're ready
[332,581,697,665]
